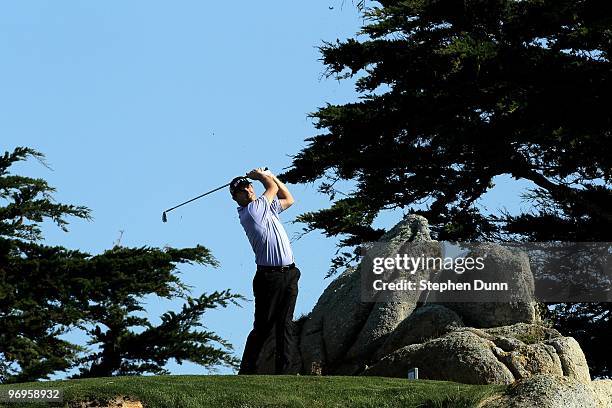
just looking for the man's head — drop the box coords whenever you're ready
[230,176,256,206]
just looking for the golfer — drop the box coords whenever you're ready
[230,167,300,375]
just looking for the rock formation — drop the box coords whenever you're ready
[481,375,612,408]
[255,214,605,404]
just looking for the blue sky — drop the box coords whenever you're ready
[1,1,534,378]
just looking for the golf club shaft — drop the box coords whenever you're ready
[164,182,230,214]
[163,167,268,215]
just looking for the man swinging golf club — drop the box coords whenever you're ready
[230,167,300,375]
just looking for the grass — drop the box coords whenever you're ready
[0,375,505,408]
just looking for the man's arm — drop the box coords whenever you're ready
[247,168,278,203]
[268,172,294,210]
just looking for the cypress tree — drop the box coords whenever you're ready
[1,147,241,382]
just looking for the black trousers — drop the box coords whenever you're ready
[238,264,300,374]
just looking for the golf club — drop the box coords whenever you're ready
[162,167,268,222]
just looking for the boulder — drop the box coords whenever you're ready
[376,304,463,360]
[364,330,515,384]
[450,301,538,329]
[591,379,612,408]
[490,342,564,380]
[298,266,372,374]
[434,243,539,328]
[299,214,436,374]
[481,374,602,408]
[346,239,442,362]
[545,337,591,384]
[250,214,594,390]
[483,323,561,343]
[363,323,589,386]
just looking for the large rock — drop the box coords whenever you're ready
[346,239,442,363]
[483,323,561,343]
[376,304,463,360]
[364,323,590,386]
[591,380,612,408]
[251,215,594,390]
[364,330,515,384]
[481,374,603,408]
[480,323,568,382]
[434,243,539,328]
[298,266,372,374]
[451,300,538,328]
[299,214,436,374]
[546,337,591,384]
[490,341,564,380]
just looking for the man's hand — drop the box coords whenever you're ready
[246,167,268,181]
[263,170,294,211]
[246,167,278,203]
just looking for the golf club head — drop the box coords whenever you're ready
[162,212,167,223]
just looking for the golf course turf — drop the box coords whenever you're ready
[0,375,505,407]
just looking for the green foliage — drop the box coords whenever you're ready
[73,246,243,377]
[1,147,92,383]
[1,147,242,383]
[282,0,611,247]
[0,147,91,241]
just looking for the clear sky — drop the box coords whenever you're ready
[1,1,534,378]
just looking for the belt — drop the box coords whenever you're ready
[256,263,296,272]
